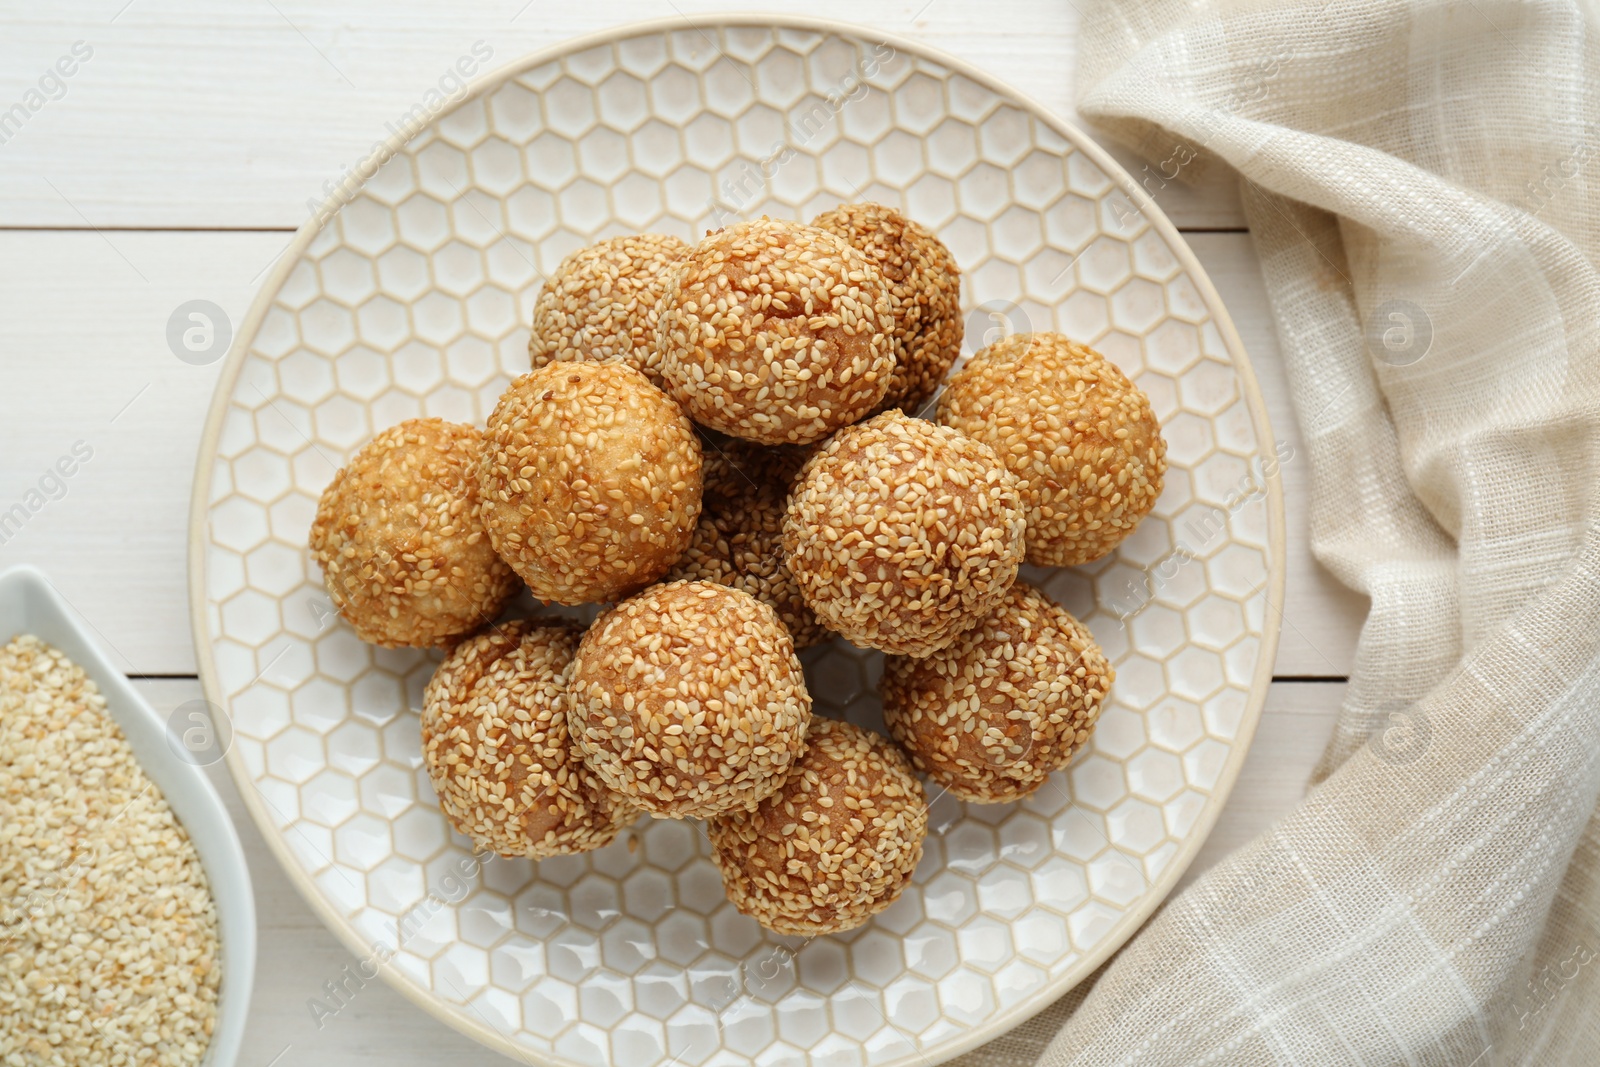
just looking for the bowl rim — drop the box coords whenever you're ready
[0,563,256,1067]
[187,13,1285,1066]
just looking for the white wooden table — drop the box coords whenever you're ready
[0,3,1367,1062]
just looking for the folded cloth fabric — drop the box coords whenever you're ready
[957,1,1600,1064]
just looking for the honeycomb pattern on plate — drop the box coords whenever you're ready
[199,22,1277,1067]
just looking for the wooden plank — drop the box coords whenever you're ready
[0,229,1357,675]
[0,1,1245,231]
[123,676,1339,1063]
[0,230,270,675]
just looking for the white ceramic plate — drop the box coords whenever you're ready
[191,16,1283,1067]
[0,565,255,1067]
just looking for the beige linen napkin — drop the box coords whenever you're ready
[959,0,1600,1063]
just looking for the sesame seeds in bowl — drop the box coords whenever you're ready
[0,567,253,1067]
[198,21,1280,1067]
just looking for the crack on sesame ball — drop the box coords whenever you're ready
[881,581,1114,804]
[529,233,689,389]
[811,203,963,416]
[309,418,519,648]
[937,332,1168,568]
[707,717,927,936]
[567,580,813,819]
[477,362,703,606]
[657,217,897,445]
[782,410,1026,657]
[421,619,637,858]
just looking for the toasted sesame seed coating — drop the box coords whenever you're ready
[529,233,689,388]
[309,418,519,648]
[567,581,813,819]
[421,620,636,858]
[881,581,1113,803]
[665,484,829,650]
[811,203,963,416]
[707,717,927,936]
[477,362,703,606]
[782,411,1026,657]
[938,333,1167,567]
[657,217,897,445]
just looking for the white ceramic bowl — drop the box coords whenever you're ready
[192,15,1283,1067]
[0,565,255,1067]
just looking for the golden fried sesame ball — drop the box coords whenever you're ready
[529,233,688,388]
[421,620,636,858]
[665,486,829,649]
[477,362,703,606]
[708,717,927,936]
[568,581,812,819]
[657,217,897,445]
[938,333,1167,567]
[881,582,1113,804]
[811,203,962,416]
[783,411,1026,657]
[309,418,518,648]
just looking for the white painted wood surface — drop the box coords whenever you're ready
[1,1,1245,231]
[0,3,1365,1062]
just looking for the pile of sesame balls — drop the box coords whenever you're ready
[308,205,1166,936]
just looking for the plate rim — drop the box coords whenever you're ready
[187,13,1286,1065]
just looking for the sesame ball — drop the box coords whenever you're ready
[708,717,927,936]
[783,411,1026,657]
[529,233,688,388]
[657,217,897,445]
[309,418,518,648]
[811,202,963,416]
[477,362,703,606]
[421,620,636,858]
[881,582,1113,803]
[938,332,1167,567]
[665,485,829,649]
[567,581,812,819]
